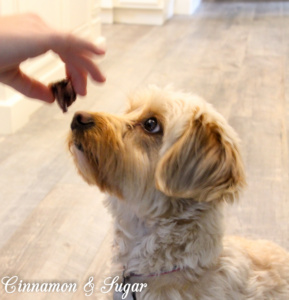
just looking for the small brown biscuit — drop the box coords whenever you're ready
[49,79,76,113]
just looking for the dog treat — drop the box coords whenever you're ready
[49,79,76,113]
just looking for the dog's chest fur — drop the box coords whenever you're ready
[106,197,289,300]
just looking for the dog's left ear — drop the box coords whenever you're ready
[155,113,246,202]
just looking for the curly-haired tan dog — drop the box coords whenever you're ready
[68,87,289,299]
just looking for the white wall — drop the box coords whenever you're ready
[0,0,103,135]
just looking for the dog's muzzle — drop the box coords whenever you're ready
[71,112,95,131]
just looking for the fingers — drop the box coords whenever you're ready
[61,53,106,96]
[68,35,106,56]
[0,30,107,103]
[51,32,106,85]
[65,64,88,96]
[74,54,106,83]
[0,68,55,103]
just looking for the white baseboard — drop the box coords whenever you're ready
[101,0,174,26]
[101,7,114,24]
[174,0,201,15]
[113,7,168,25]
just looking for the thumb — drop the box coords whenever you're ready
[0,68,55,103]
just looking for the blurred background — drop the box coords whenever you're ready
[0,0,288,299]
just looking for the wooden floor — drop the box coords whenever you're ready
[1,0,289,299]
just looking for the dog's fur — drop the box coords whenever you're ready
[68,87,289,299]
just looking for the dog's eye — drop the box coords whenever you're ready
[143,117,161,133]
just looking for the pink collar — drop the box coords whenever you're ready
[120,267,182,300]
[124,266,181,278]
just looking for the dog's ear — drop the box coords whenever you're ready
[155,113,246,202]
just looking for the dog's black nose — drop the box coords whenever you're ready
[71,112,95,130]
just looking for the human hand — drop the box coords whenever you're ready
[0,13,106,103]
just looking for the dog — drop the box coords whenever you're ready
[68,86,289,299]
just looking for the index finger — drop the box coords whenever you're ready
[1,68,55,103]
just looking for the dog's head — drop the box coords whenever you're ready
[68,87,245,205]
